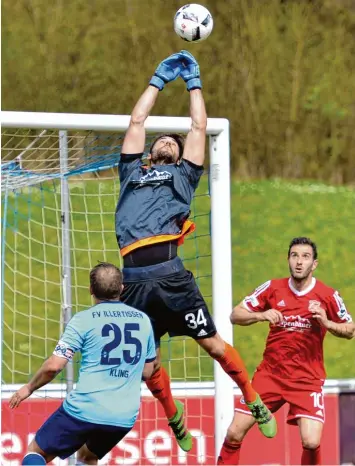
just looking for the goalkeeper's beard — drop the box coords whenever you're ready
[150,150,176,165]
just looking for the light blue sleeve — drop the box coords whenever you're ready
[145,323,156,363]
[53,314,85,361]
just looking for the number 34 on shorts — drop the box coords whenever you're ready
[185,308,207,329]
[184,308,213,338]
[185,308,211,337]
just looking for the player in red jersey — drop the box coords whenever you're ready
[217,237,355,466]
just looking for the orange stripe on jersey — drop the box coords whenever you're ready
[120,220,195,257]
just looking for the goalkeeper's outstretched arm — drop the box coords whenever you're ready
[178,51,207,166]
[122,85,160,155]
[122,52,184,155]
[183,89,207,166]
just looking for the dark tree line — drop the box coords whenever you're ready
[2,0,355,183]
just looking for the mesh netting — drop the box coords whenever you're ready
[1,129,213,385]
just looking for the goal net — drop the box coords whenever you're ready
[1,112,233,465]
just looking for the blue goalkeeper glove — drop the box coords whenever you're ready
[179,50,202,91]
[150,53,184,91]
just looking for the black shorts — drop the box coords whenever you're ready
[35,405,131,460]
[120,256,217,346]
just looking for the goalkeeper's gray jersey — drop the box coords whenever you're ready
[116,154,203,256]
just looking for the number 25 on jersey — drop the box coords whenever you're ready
[101,323,142,366]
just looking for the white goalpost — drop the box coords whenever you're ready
[1,111,234,464]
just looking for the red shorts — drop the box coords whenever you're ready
[235,370,325,425]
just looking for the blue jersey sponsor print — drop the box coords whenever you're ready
[53,302,156,428]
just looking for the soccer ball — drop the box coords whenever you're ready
[174,4,214,42]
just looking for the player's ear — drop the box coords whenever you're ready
[312,259,318,271]
[89,285,94,296]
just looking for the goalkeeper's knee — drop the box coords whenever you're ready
[22,452,46,465]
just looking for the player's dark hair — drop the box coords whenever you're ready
[288,237,318,260]
[149,133,185,159]
[90,262,123,300]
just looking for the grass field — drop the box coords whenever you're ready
[2,175,355,384]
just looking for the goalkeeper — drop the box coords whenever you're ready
[116,50,277,452]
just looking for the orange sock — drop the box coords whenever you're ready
[145,366,177,419]
[215,342,257,403]
[301,446,321,465]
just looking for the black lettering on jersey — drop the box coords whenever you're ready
[104,310,122,318]
[109,368,129,378]
[121,310,143,319]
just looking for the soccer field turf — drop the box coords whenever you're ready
[2,178,355,383]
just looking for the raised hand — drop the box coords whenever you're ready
[179,50,202,91]
[150,53,184,91]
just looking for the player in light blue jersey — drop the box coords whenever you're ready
[9,262,156,466]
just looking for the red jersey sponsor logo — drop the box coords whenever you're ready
[278,314,312,331]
